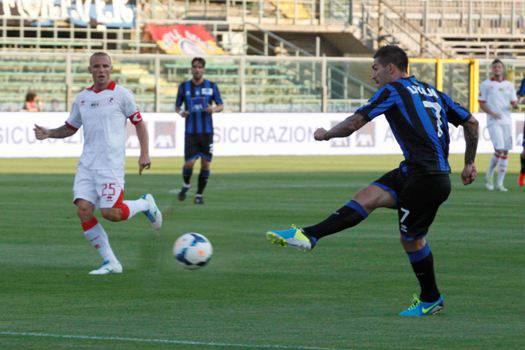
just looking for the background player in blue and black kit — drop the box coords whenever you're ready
[173,57,224,204]
[267,45,480,316]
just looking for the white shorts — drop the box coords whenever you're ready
[487,123,512,151]
[73,166,125,208]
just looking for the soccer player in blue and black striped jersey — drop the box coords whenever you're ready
[173,57,224,204]
[267,45,480,316]
[517,77,525,189]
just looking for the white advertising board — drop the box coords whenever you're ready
[0,113,523,158]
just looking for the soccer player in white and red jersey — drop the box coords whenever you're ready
[479,59,519,192]
[33,52,162,275]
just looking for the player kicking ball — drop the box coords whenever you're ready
[34,52,162,275]
[267,46,479,317]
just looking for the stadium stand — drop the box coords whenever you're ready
[1,1,524,113]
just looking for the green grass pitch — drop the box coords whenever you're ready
[0,155,524,350]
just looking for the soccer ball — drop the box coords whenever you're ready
[173,233,213,269]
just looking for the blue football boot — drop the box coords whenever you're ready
[399,294,445,317]
[266,225,316,251]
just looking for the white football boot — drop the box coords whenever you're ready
[485,175,494,191]
[496,184,508,192]
[88,260,123,275]
[142,194,162,230]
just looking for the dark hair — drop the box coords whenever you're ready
[373,45,409,72]
[25,91,37,102]
[491,58,504,67]
[191,57,206,67]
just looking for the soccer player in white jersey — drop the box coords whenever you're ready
[478,59,519,192]
[33,52,162,275]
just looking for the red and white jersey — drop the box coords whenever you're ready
[479,78,517,126]
[66,81,143,170]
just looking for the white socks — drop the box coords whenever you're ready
[123,198,149,219]
[82,217,118,264]
[497,156,508,186]
[487,154,499,179]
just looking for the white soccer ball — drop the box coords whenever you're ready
[173,233,213,269]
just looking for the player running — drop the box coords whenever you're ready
[34,52,162,275]
[266,45,479,317]
[478,59,519,192]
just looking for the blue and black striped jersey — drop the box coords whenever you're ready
[356,76,471,174]
[176,79,223,135]
[518,77,525,97]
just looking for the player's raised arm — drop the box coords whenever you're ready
[314,113,368,141]
[461,116,479,185]
[33,123,77,140]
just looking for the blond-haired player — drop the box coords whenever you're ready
[34,52,162,275]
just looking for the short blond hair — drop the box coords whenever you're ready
[89,52,112,65]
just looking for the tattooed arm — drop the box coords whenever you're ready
[461,116,479,185]
[34,124,77,140]
[314,113,368,141]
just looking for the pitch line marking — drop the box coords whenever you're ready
[0,330,351,350]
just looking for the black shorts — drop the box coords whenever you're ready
[372,168,451,241]
[185,133,213,162]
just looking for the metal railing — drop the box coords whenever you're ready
[0,52,500,115]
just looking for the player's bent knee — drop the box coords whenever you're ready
[76,207,94,221]
[75,200,95,221]
[184,160,196,168]
[100,208,121,222]
[400,235,426,252]
[354,186,395,211]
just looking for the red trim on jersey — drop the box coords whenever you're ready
[490,77,505,82]
[87,81,116,93]
[128,111,143,125]
[112,190,130,220]
[65,122,78,130]
[499,155,508,159]
[82,217,99,231]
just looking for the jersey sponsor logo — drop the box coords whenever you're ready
[190,97,206,112]
[83,97,116,109]
[202,88,213,95]
[407,85,438,99]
